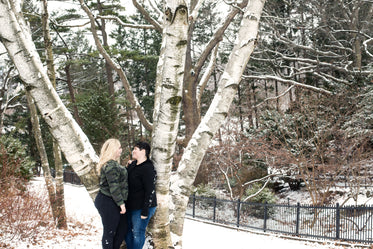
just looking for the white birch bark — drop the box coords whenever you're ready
[1,0,265,247]
[26,91,57,216]
[41,0,67,229]
[0,0,100,198]
[169,0,266,247]
[149,0,189,248]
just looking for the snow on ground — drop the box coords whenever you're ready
[6,177,369,249]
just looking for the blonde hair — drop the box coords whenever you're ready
[96,138,121,175]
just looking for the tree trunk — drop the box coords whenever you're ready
[0,0,100,199]
[181,0,248,147]
[0,0,266,248]
[97,0,116,106]
[53,141,67,229]
[65,64,83,126]
[149,1,189,248]
[26,91,58,221]
[41,0,67,229]
[169,0,266,247]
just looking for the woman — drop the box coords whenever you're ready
[125,141,157,249]
[95,138,128,249]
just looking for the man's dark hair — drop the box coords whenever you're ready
[134,141,151,159]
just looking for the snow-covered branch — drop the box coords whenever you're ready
[189,0,205,21]
[242,75,333,95]
[254,85,294,108]
[363,37,373,58]
[218,164,234,200]
[271,51,370,75]
[242,177,270,202]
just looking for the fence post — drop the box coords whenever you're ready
[263,201,268,232]
[335,203,340,240]
[213,197,217,222]
[236,199,241,227]
[296,202,300,235]
[192,193,196,218]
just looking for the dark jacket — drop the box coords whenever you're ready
[99,160,128,206]
[127,159,157,216]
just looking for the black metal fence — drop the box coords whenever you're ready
[186,194,373,244]
[50,169,82,185]
[51,170,372,244]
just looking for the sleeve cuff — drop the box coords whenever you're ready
[141,208,149,217]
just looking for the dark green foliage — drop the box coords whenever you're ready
[110,12,161,122]
[75,86,124,150]
[241,183,277,218]
[342,85,373,149]
[192,184,222,210]
[0,135,35,181]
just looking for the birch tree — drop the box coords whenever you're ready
[41,0,67,229]
[0,0,100,199]
[0,0,266,248]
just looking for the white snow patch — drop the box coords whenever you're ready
[4,177,365,249]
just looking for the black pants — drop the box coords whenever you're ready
[95,192,127,249]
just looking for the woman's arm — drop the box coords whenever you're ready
[141,162,157,217]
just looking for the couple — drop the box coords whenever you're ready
[94,139,157,249]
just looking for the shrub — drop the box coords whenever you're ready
[241,183,277,218]
[192,183,216,198]
[0,135,35,183]
[0,135,52,245]
[0,180,53,243]
[192,184,220,210]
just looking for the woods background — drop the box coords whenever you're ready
[0,0,372,248]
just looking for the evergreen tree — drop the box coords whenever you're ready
[111,11,161,123]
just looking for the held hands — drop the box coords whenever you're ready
[126,160,133,167]
[120,204,126,214]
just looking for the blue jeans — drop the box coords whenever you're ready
[125,207,156,249]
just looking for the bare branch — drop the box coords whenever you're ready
[79,0,153,132]
[363,37,373,58]
[194,0,249,74]
[146,0,163,22]
[243,74,333,95]
[313,71,350,86]
[132,0,162,32]
[197,43,219,106]
[254,85,294,108]
[189,0,206,21]
[274,32,347,57]
[242,177,270,202]
[50,20,91,28]
[96,15,157,29]
[218,164,234,200]
[269,50,371,75]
